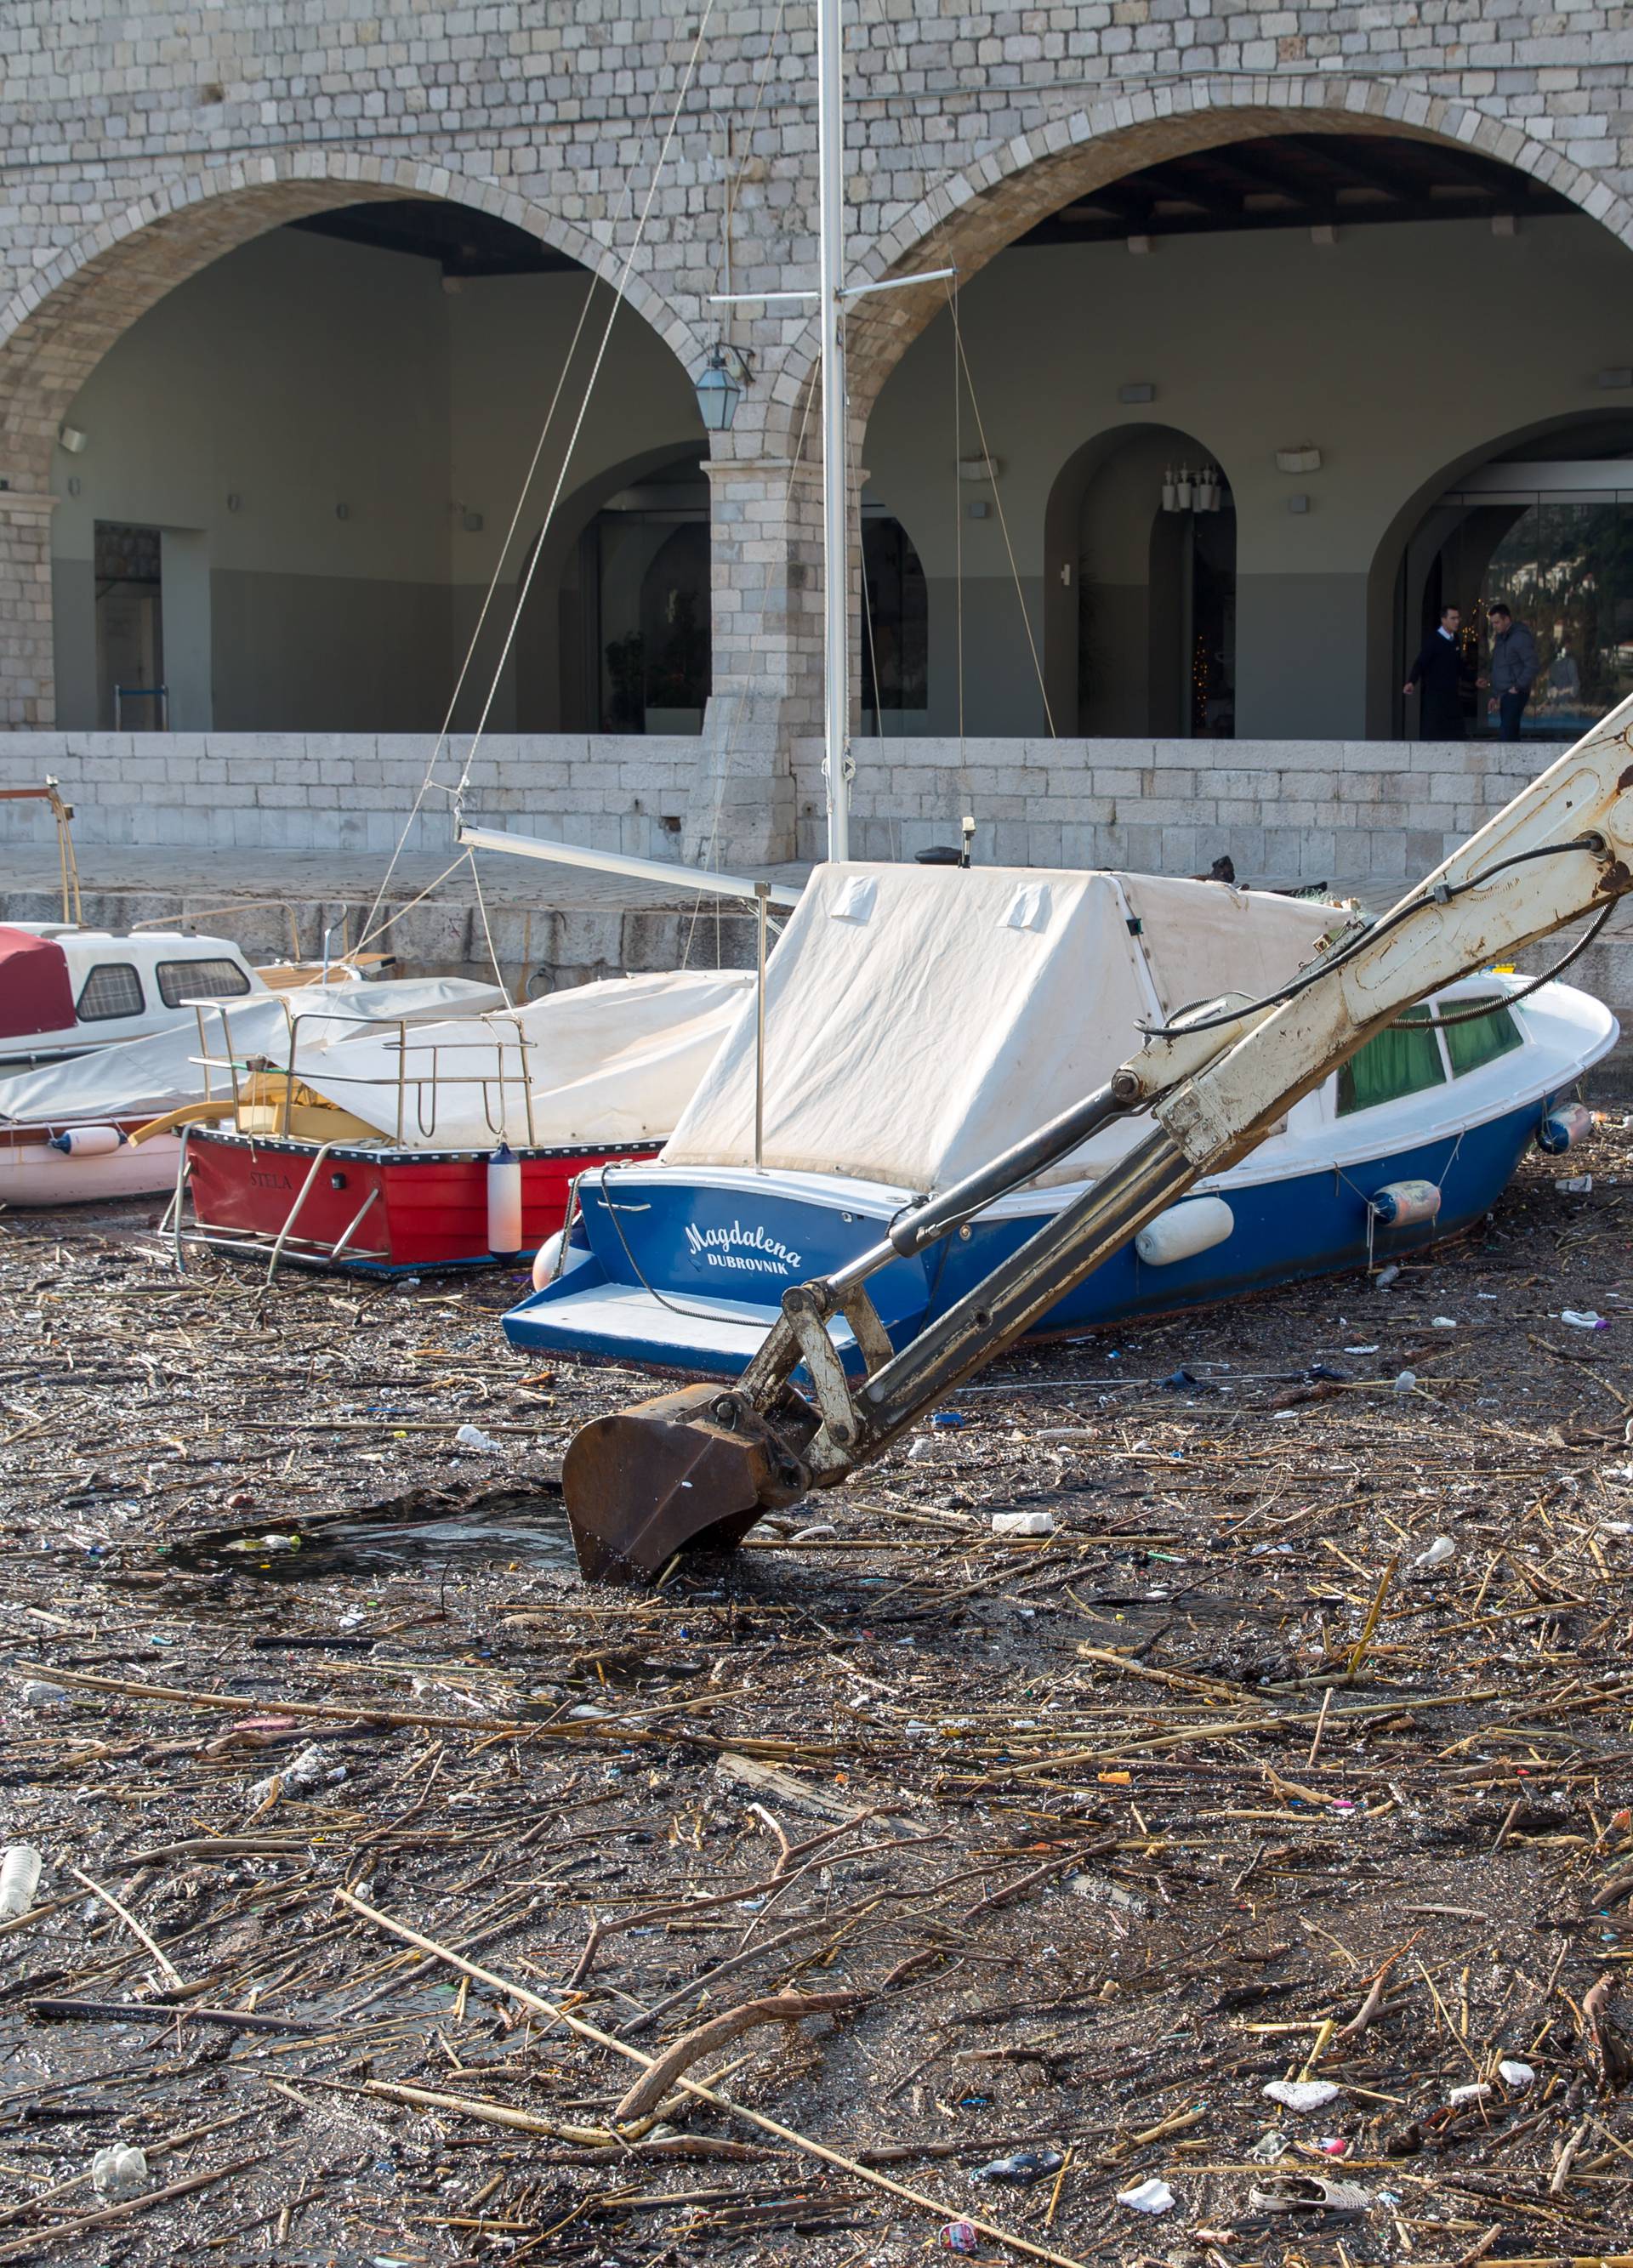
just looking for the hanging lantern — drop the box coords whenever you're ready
[1162,464,1178,513]
[1197,464,1219,512]
[1175,463,1194,512]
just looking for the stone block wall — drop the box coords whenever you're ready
[0,731,697,861]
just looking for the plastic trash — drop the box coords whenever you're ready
[1431,1316,1458,1329]
[0,1846,43,1919]
[1116,2177,1175,2214]
[1344,1344,1380,1356]
[248,1743,333,1806]
[971,2149,1064,2185]
[941,2221,980,2252]
[1374,1264,1400,1288]
[228,1532,299,1554]
[1499,2059,1536,2089]
[1447,2082,1492,2106]
[1556,1173,1593,1195]
[1264,2078,1341,2112]
[19,1680,70,1714]
[453,1423,503,1453]
[991,1510,1056,1537]
[1249,2174,1373,2214]
[1249,2130,1290,2162]
[907,1436,936,1461]
[1392,1369,1417,1394]
[1562,1310,1607,1330]
[91,2146,148,2200]
[1037,1427,1096,1442]
[932,1410,965,1428]
[1413,1536,1455,1570]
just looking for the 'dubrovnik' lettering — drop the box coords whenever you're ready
[683,1219,805,1276]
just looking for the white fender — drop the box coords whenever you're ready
[1134,1195,1234,1266]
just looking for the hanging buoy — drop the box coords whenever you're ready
[1134,1195,1234,1267]
[46,1125,127,1157]
[1537,1102,1593,1156]
[486,1142,522,1257]
[1368,1178,1442,1228]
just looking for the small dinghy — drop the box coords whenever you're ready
[501,861,1616,1377]
[0,976,509,1209]
[171,969,755,1274]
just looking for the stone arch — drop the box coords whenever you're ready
[765,80,1633,457]
[0,150,708,489]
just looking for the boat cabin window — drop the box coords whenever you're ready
[75,963,145,1021]
[1440,996,1523,1079]
[1336,1005,1444,1117]
[156,958,253,1008]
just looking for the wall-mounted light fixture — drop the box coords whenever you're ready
[1127,234,1152,256]
[958,452,1003,484]
[1275,444,1322,475]
[696,343,755,432]
[58,426,88,454]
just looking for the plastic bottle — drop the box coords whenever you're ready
[487,1141,522,1256]
[0,1846,43,1919]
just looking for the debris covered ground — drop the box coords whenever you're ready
[3,1122,1633,2266]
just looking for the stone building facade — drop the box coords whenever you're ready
[6,3,1633,869]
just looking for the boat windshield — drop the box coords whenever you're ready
[1337,1004,1442,1116]
[1336,994,1524,1116]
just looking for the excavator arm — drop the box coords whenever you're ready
[560,703,1633,1583]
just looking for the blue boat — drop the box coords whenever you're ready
[502,861,1617,1378]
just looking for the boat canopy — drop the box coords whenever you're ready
[662,863,1345,1194]
[260,969,756,1149]
[0,975,509,1126]
[0,927,75,1041]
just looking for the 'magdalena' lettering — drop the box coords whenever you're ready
[683,1219,804,1276]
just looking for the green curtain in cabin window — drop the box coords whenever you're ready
[1441,997,1523,1079]
[1337,1006,1445,1117]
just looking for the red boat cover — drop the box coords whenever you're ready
[0,927,75,1039]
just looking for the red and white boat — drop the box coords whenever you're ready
[0,976,509,1210]
[159,968,755,1274]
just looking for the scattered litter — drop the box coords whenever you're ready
[1561,1310,1608,1329]
[1447,2082,1492,2106]
[1430,1316,1458,1328]
[248,1744,334,1805]
[1036,1427,1096,1442]
[931,1411,965,1429]
[19,1679,71,1713]
[1412,1535,1456,1570]
[1499,2060,1536,2089]
[0,1845,43,1919]
[1249,2131,1290,2163]
[970,2149,1064,2184]
[1070,1873,1149,1914]
[453,1424,504,1453]
[227,1532,299,1555]
[1392,1369,1417,1394]
[991,1510,1056,1537]
[1344,1344,1380,1355]
[793,1523,838,1542]
[1264,2079,1341,2112]
[1374,1264,1400,1288]
[941,2220,980,2251]
[1115,2178,1175,2214]
[1248,2174,1373,2215]
[1556,1174,1593,1195]
[91,2146,148,2200]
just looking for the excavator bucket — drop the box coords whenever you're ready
[560,1383,812,1585]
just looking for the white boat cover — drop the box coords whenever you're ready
[0,976,509,1127]
[662,864,1344,1192]
[269,969,756,1149]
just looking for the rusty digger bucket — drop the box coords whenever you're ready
[560,1382,816,1585]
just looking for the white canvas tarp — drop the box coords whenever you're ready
[0,976,509,1127]
[274,969,755,1149]
[662,864,1340,1193]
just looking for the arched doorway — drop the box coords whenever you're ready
[22,172,708,732]
[860,509,929,731]
[1043,427,1234,737]
[1385,413,1633,741]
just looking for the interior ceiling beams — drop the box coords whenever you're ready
[1027,133,1574,247]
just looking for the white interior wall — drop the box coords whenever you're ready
[864,212,1633,739]
[48,225,705,735]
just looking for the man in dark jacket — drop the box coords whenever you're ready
[1403,604,1471,739]
[1487,601,1538,742]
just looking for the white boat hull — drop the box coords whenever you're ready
[0,1125,181,1208]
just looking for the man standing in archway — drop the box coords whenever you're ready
[1487,601,1537,742]
[1403,604,1471,740]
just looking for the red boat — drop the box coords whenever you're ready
[184,1128,657,1274]
[151,968,755,1276]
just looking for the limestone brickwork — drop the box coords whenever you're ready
[7,5,1633,848]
